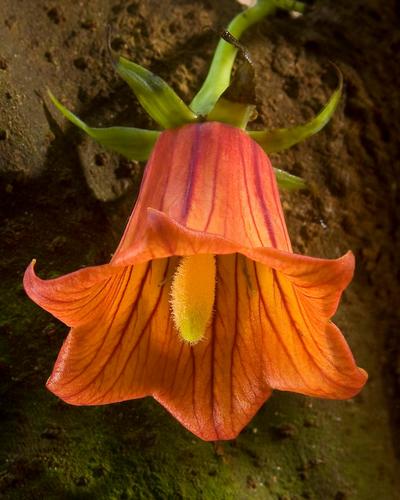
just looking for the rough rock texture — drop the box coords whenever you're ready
[0,0,399,498]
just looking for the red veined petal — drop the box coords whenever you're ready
[24,260,121,327]
[250,260,367,398]
[28,250,365,440]
[250,248,355,320]
[111,122,292,266]
[113,207,354,323]
[46,260,174,404]
[43,256,273,441]
[42,250,364,440]
[159,254,274,440]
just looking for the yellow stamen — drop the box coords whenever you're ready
[170,254,216,344]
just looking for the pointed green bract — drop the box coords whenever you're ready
[274,168,306,190]
[190,0,306,117]
[116,57,198,129]
[248,72,343,153]
[48,91,159,161]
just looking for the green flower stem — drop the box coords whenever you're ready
[190,0,277,116]
[190,0,306,116]
[275,0,306,14]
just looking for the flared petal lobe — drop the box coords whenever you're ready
[24,251,366,441]
[25,257,273,440]
[24,122,367,441]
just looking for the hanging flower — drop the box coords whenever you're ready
[24,0,367,441]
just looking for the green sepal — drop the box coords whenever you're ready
[116,57,198,129]
[48,91,159,161]
[248,72,343,153]
[274,168,306,190]
[206,98,256,129]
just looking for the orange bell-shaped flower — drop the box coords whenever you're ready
[24,122,367,441]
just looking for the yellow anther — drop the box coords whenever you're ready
[170,254,216,344]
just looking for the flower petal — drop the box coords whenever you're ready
[45,260,174,404]
[42,256,272,441]
[36,250,364,441]
[158,254,273,440]
[249,259,367,398]
[111,122,292,267]
[113,206,355,323]
[24,260,121,327]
